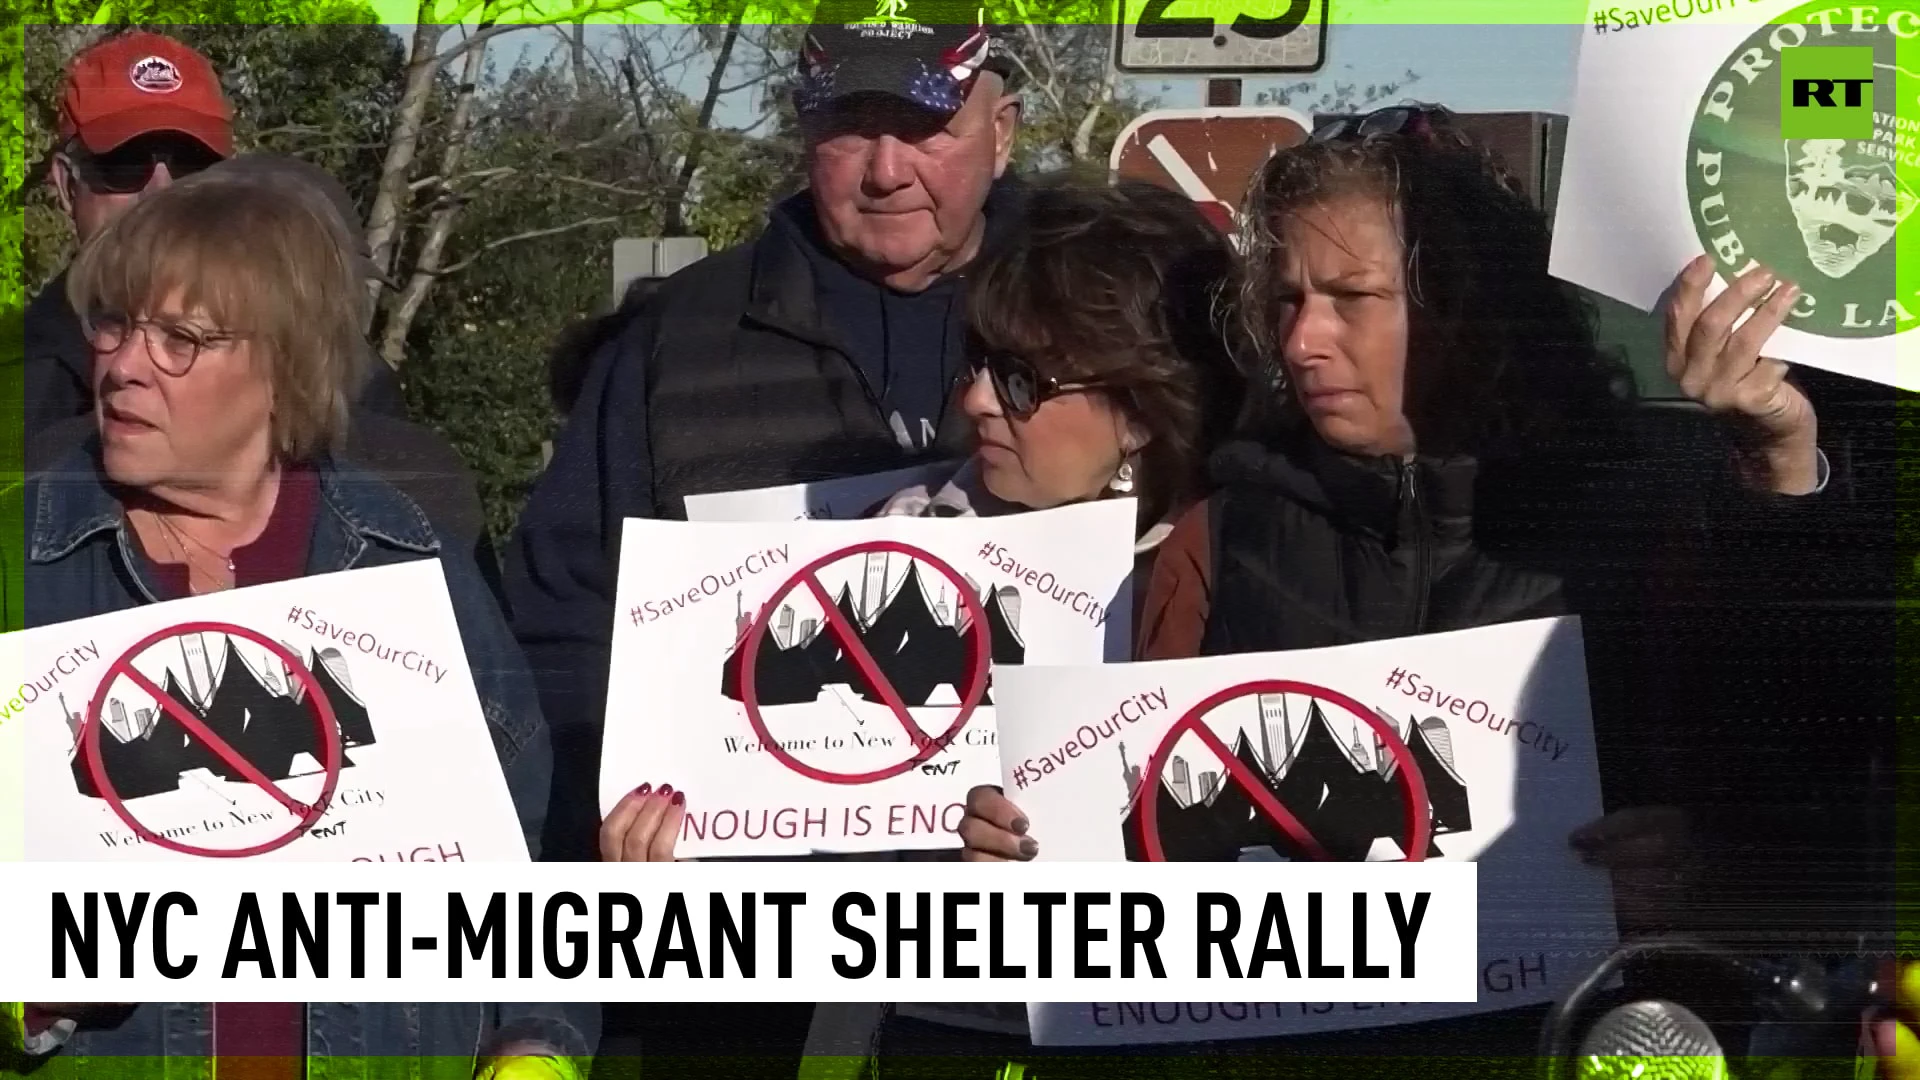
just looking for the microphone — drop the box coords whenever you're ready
[1541,935,1893,1079]
[1572,1000,1728,1080]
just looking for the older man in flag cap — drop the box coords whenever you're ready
[507,0,1024,1073]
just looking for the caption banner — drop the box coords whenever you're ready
[0,861,1477,1003]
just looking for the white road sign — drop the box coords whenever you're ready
[1113,0,1329,75]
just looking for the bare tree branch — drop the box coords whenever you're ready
[378,20,496,368]
[429,0,642,66]
[568,22,590,88]
[363,19,451,322]
[430,22,531,67]
[549,174,657,199]
[618,53,672,192]
[435,215,620,276]
[409,165,519,193]
[717,72,772,95]
[1071,64,1117,162]
[666,4,744,235]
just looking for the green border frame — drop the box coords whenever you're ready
[0,1,1911,1077]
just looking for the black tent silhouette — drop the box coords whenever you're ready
[720,565,1024,709]
[72,635,378,802]
[1123,703,1472,862]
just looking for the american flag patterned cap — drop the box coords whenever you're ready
[795,0,1014,116]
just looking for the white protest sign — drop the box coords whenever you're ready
[604,500,1136,858]
[683,461,964,522]
[992,617,1619,1046]
[1549,1,1915,390]
[0,561,529,863]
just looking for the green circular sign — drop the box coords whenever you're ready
[1685,2,1918,339]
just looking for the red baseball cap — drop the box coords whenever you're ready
[58,32,233,157]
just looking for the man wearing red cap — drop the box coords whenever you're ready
[24,31,233,438]
[24,31,408,440]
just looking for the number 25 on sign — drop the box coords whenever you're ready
[1115,0,1329,75]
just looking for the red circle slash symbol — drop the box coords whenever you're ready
[739,541,992,785]
[84,622,343,858]
[1137,680,1431,863]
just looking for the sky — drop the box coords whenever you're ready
[449,19,1582,131]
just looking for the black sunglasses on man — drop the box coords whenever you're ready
[65,132,224,195]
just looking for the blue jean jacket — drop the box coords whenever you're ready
[16,444,599,1075]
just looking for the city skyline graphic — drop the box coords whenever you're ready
[1119,692,1472,862]
[719,551,1025,709]
[64,631,378,802]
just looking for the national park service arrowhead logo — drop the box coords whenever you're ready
[1686,1,1918,339]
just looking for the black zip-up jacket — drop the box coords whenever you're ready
[1150,413,1889,1060]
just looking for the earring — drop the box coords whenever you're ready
[1108,458,1136,495]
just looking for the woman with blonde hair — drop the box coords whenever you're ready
[15,167,596,1079]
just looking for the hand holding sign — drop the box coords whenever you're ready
[600,783,686,862]
[604,502,1137,858]
[957,784,1037,862]
[1662,256,1821,494]
[1569,805,1699,936]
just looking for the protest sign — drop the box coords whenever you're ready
[683,461,964,522]
[992,617,1618,1045]
[1549,0,1915,390]
[604,500,1136,858]
[0,562,530,863]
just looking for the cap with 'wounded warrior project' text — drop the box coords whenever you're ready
[58,32,233,156]
[795,0,1016,116]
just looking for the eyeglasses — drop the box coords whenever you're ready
[66,136,223,195]
[82,312,242,377]
[968,351,1107,420]
[1307,104,1452,145]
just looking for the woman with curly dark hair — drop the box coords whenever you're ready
[956,104,1832,1067]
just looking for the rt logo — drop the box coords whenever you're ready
[1781,46,1875,139]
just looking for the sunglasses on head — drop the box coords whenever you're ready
[968,350,1111,420]
[67,135,223,195]
[1307,104,1451,145]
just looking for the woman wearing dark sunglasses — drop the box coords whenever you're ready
[874,176,1244,562]
[834,177,1244,1080]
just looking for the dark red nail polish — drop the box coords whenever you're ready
[670,790,685,807]
[658,784,675,797]
[634,783,652,796]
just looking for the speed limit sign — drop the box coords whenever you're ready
[1114,0,1328,75]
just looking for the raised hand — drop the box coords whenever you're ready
[1662,255,1821,495]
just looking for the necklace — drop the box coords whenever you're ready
[158,515,235,571]
[152,513,236,590]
